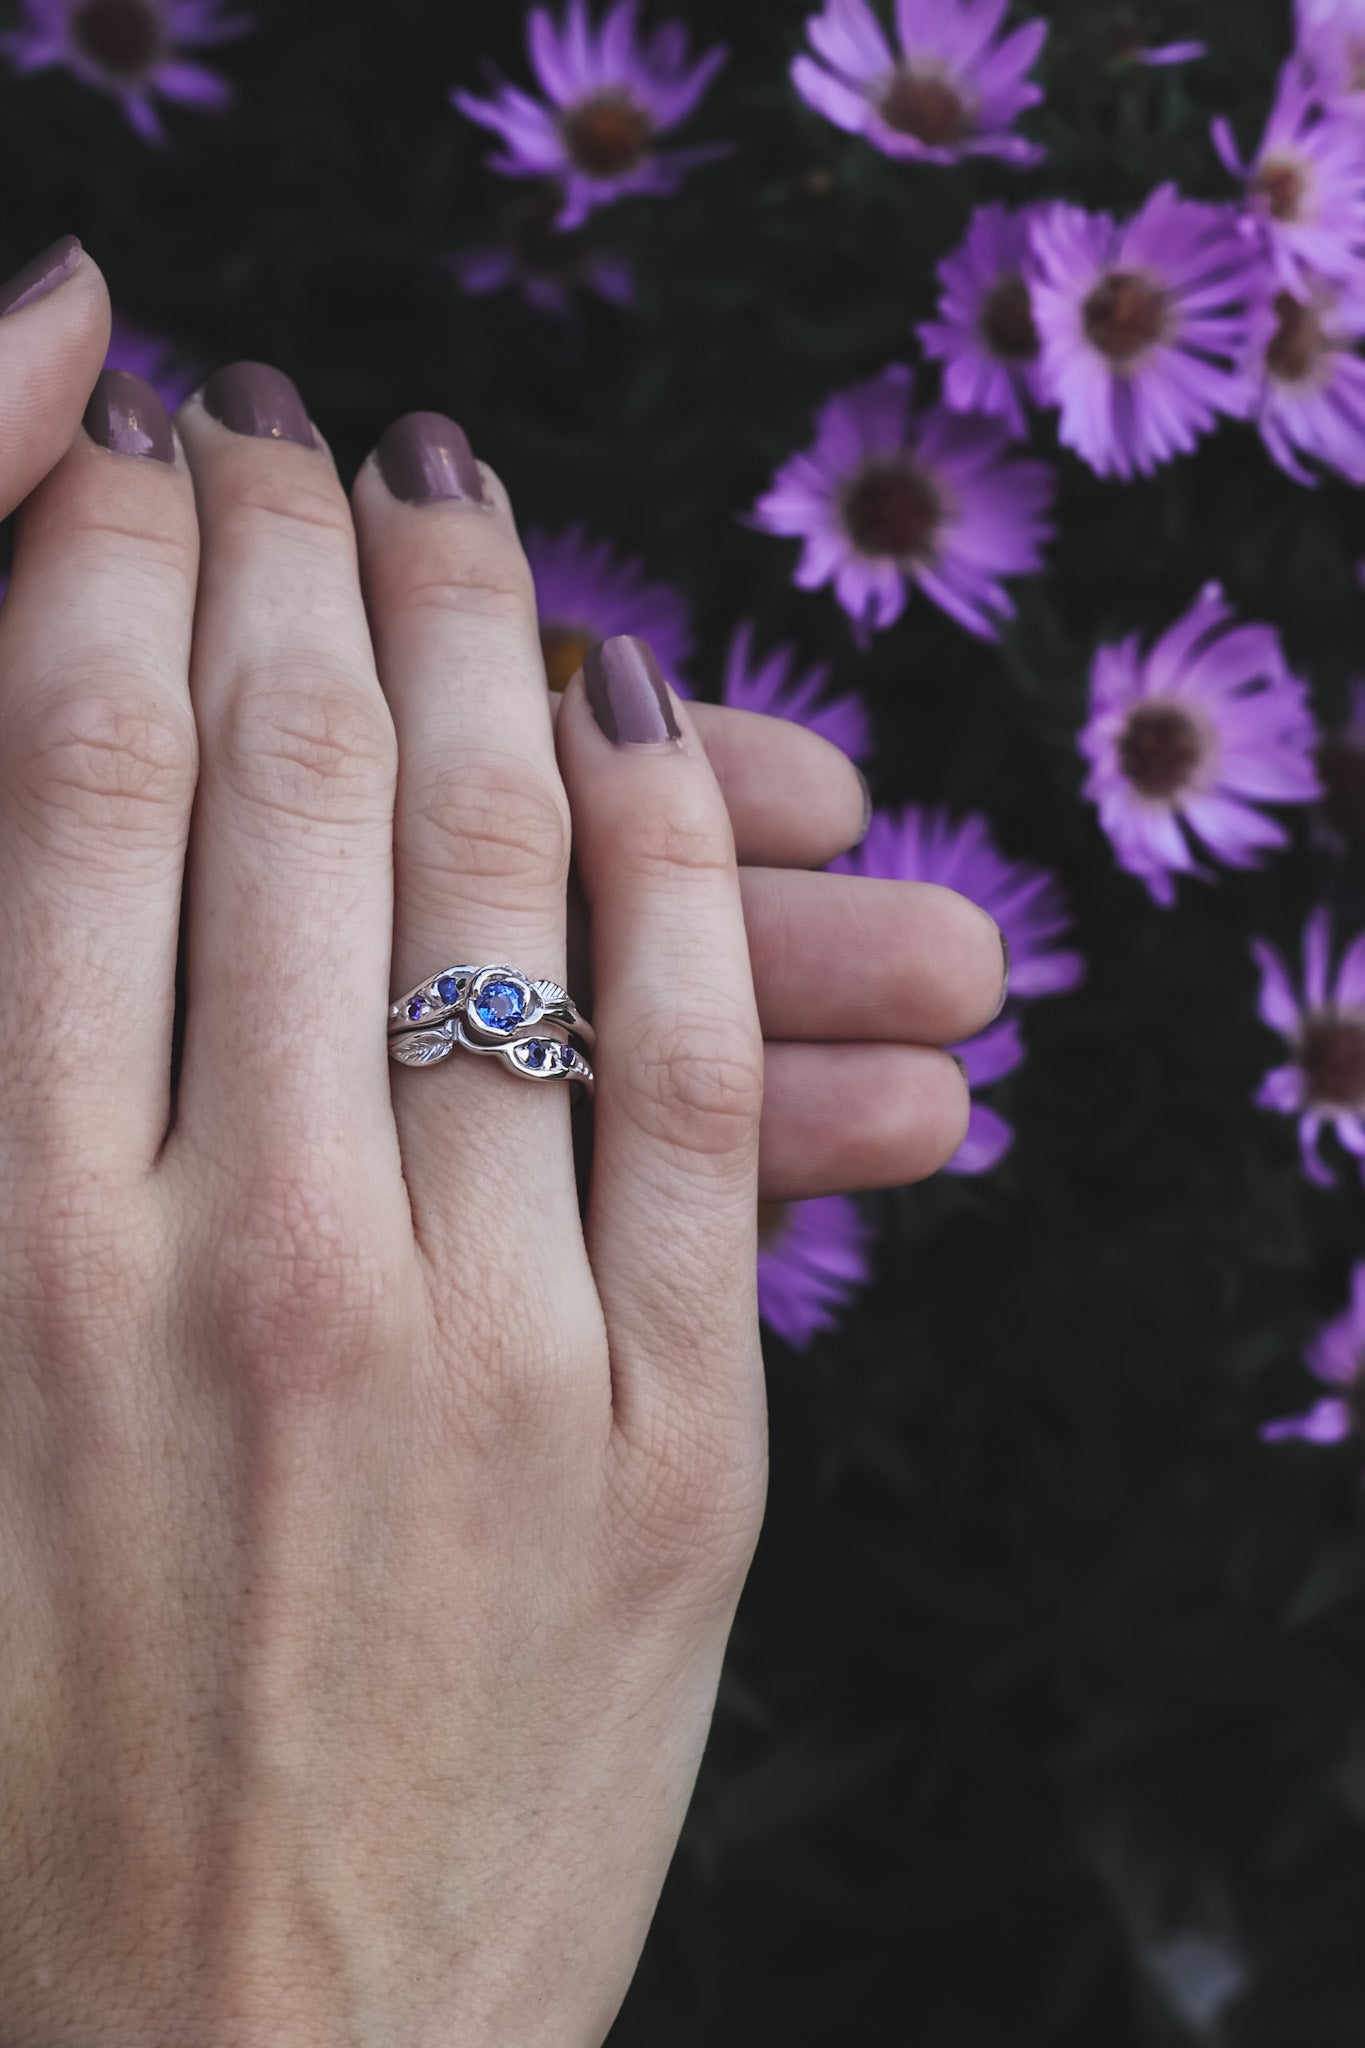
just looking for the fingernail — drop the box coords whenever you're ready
[992,926,1011,1023]
[82,369,174,463]
[377,410,484,504]
[0,233,81,317]
[584,635,681,748]
[853,766,873,847]
[200,361,314,447]
[950,1052,969,1085]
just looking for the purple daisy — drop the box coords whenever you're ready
[942,1015,1025,1175]
[720,620,872,761]
[1244,276,1365,485]
[1081,583,1319,907]
[1213,57,1365,292]
[1252,909,1365,1184]
[919,203,1046,440]
[1262,1261,1365,1446]
[1296,0,1365,114]
[1314,680,1365,843]
[749,365,1054,644]
[447,184,633,321]
[790,0,1047,168]
[451,0,728,232]
[757,1194,874,1348]
[1028,184,1262,480]
[105,310,199,411]
[0,0,249,144]
[526,523,694,693]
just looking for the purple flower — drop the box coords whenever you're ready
[1,0,250,144]
[1214,57,1365,292]
[1081,584,1320,907]
[1295,0,1365,114]
[526,523,694,693]
[451,0,728,232]
[447,184,633,321]
[918,203,1045,439]
[757,1195,874,1347]
[1028,184,1262,480]
[1262,1261,1365,1446]
[720,620,872,761]
[105,310,199,411]
[1133,39,1206,65]
[790,0,1047,168]
[749,365,1054,644]
[831,805,1083,1174]
[1314,679,1365,843]
[1244,275,1365,485]
[1252,909,1365,1184]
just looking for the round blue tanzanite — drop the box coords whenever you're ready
[406,997,425,1022]
[472,978,527,1034]
[436,974,462,1005]
[525,1040,548,1070]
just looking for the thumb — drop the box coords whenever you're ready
[0,236,111,524]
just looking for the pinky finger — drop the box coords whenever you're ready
[758,1042,971,1201]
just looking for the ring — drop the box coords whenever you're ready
[387,963,594,1051]
[388,1017,594,1091]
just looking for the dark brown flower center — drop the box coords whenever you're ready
[1255,156,1306,223]
[979,275,1040,362]
[540,624,594,693]
[70,0,161,76]
[878,68,968,146]
[1266,290,1324,382]
[1083,270,1170,364]
[1118,703,1205,799]
[1301,1015,1365,1106]
[756,1200,789,1247]
[842,461,941,560]
[1316,733,1365,838]
[561,93,654,177]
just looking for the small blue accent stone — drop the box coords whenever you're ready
[406,998,425,1022]
[473,978,527,1033]
[525,1040,548,1069]
[560,1046,574,1069]
[436,974,461,1004]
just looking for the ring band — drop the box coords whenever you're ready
[388,1016,594,1091]
[388,962,594,1051]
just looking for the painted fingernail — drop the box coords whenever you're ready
[951,1052,970,1085]
[200,361,314,447]
[82,369,174,463]
[854,766,873,847]
[992,926,1011,1022]
[0,233,81,317]
[377,410,485,504]
[584,635,681,748]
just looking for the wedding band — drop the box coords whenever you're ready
[388,1015,594,1091]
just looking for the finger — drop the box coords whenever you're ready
[740,867,1007,1043]
[555,635,765,1454]
[0,370,198,1167]
[757,1042,970,1199]
[0,237,110,522]
[351,414,578,1256]
[169,364,397,1163]
[550,691,869,868]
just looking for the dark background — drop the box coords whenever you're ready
[5,0,1365,2039]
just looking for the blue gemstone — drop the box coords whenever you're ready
[472,978,526,1033]
[436,974,461,1004]
[525,1040,548,1069]
[560,1046,575,1069]
[406,998,425,1022]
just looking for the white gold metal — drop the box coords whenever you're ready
[387,962,594,1051]
[388,1016,594,1093]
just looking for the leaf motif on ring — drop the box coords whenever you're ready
[389,1026,457,1067]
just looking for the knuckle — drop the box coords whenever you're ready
[214,674,397,828]
[608,785,735,884]
[383,522,537,626]
[619,1010,764,1170]
[404,751,570,897]
[7,680,198,849]
[223,462,356,550]
[605,1416,768,1613]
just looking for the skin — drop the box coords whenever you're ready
[0,250,1005,2048]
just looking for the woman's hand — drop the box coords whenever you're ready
[0,247,1005,2047]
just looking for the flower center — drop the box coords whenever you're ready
[979,275,1040,362]
[540,624,594,693]
[1254,155,1307,223]
[70,0,161,77]
[561,93,654,177]
[842,461,941,560]
[1301,1014,1365,1106]
[878,67,969,146]
[1266,290,1325,383]
[1118,702,1205,799]
[1317,732,1365,838]
[1083,270,1170,365]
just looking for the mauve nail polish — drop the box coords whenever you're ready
[583,636,681,747]
[0,234,81,318]
[991,926,1012,1022]
[377,412,484,504]
[83,369,174,463]
[201,361,314,447]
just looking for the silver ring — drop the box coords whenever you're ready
[388,1016,594,1092]
[387,963,594,1051]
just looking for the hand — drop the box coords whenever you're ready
[0,246,1005,2047]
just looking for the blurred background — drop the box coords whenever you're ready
[5,0,1365,2039]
